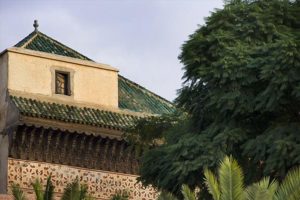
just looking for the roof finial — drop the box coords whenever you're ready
[33,20,39,32]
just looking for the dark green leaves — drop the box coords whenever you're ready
[136,0,300,197]
[177,0,300,182]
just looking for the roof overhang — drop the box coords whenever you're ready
[20,116,123,140]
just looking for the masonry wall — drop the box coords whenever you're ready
[8,158,157,200]
[0,53,8,130]
[0,52,9,194]
[7,50,118,108]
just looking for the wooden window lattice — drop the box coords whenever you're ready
[55,72,70,95]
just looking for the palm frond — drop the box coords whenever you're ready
[61,179,81,200]
[219,155,244,200]
[61,179,93,200]
[85,194,96,200]
[43,176,54,200]
[204,168,220,200]
[11,183,27,200]
[245,177,278,200]
[79,184,88,200]
[32,179,44,200]
[110,190,130,200]
[181,185,196,200]
[274,167,300,200]
[157,190,178,200]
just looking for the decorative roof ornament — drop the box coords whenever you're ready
[33,20,39,32]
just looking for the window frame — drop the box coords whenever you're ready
[51,66,74,99]
[55,71,71,96]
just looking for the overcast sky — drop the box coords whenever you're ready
[0,0,223,101]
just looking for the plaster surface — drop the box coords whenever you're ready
[0,53,8,132]
[0,53,19,194]
[7,50,119,108]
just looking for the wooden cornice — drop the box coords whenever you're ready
[20,116,124,140]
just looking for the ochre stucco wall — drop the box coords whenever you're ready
[7,51,118,108]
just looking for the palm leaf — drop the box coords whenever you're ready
[43,176,54,200]
[204,168,220,200]
[110,190,130,200]
[219,155,244,200]
[11,183,27,200]
[157,191,178,200]
[245,177,278,200]
[79,184,88,200]
[85,195,96,200]
[181,185,196,200]
[61,180,81,200]
[32,179,44,200]
[274,167,300,200]
[61,179,91,200]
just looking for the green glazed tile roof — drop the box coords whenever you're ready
[15,31,92,61]
[14,30,175,115]
[11,96,140,130]
[118,75,175,114]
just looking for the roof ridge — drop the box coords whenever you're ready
[19,32,39,48]
[37,31,93,61]
[118,74,174,105]
[14,31,37,47]
[14,31,92,61]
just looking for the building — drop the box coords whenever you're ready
[0,21,175,199]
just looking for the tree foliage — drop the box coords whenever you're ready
[129,0,300,197]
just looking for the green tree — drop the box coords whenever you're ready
[129,0,300,197]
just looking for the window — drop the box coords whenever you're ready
[55,71,70,95]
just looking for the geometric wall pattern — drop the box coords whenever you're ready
[8,159,157,200]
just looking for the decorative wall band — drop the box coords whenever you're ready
[8,158,157,200]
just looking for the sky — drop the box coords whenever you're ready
[0,0,223,101]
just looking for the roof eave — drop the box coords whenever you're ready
[20,116,124,140]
